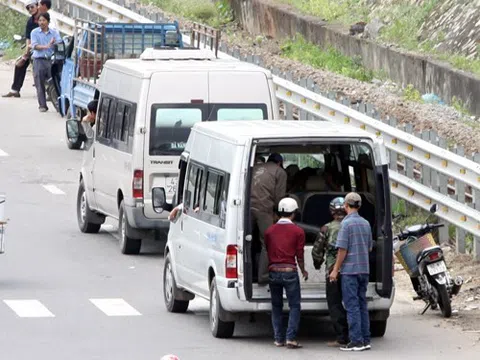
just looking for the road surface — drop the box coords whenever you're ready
[0,63,478,359]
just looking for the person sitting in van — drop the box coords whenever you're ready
[251,153,287,284]
[82,100,98,125]
[265,197,308,349]
[311,197,349,347]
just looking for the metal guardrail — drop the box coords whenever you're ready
[4,0,479,256]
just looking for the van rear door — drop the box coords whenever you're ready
[143,71,209,219]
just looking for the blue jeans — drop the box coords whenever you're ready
[341,274,370,344]
[269,271,301,342]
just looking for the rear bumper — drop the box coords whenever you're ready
[124,204,170,231]
[217,280,395,315]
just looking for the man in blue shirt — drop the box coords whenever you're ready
[330,192,373,352]
[30,12,61,112]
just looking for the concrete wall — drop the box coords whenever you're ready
[229,0,480,116]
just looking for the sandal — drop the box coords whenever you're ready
[286,340,303,349]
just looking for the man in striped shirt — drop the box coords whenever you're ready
[329,192,373,352]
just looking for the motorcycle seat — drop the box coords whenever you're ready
[416,245,442,263]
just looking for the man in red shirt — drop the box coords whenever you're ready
[265,197,308,349]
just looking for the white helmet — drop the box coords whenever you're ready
[278,197,298,213]
[25,0,38,7]
[161,355,180,360]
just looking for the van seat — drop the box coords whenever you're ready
[301,192,376,230]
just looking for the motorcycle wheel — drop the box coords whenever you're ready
[48,84,60,113]
[436,284,452,318]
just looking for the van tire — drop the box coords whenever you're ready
[118,200,142,255]
[370,319,387,337]
[209,278,235,338]
[163,254,189,313]
[77,180,101,234]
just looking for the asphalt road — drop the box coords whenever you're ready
[0,63,478,360]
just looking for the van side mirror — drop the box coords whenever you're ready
[429,204,438,214]
[152,187,173,213]
[66,119,80,143]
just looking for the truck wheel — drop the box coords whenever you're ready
[163,254,189,313]
[77,180,101,233]
[370,320,387,337]
[209,278,235,338]
[118,200,141,255]
[66,112,83,150]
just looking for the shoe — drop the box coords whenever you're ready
[273,341,285,347]
[364,342,371,350]
[2,91,20,98]
[39,107,48,112]
[286,340,303,349]
[327,340,348,347]
[340,342,365,351]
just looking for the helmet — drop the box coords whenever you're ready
[160,355,180,360]
[25,0,38,8]
[278,197,298,213]
[329,197,346,215]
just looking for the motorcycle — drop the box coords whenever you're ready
[46,37,68,113]
[393,204,463,318]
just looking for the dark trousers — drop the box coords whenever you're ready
[11,58,31,92]
[269,271,301,342]
[326,273,349,343]
[251,210,274,284]
[33,58,51,108]
[342,274,370,344]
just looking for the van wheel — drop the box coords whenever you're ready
[66,112,83,150]
[163,254,189,313]
[118,200,141,255]
[209,278,235,338]
[77,180,101,233]
[370,320,387,337]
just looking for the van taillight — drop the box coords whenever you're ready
[225,245,238,279]
[132,170,143,199]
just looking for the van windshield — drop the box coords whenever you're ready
[149,103,268,156]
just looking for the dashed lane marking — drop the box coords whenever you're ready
[3,299,55,318]
[42,184,65,195]
[0,148,9,157]
[89,298,142,317]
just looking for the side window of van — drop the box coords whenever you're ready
[113,102,126,141]
[185,163,204,213]
[97,97,111,141]
[203,171,223,215]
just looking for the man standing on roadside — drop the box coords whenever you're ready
[2,0,39,98]
[329,192,373,352]
[251,153,287,284]
[38,0,58,30]
[30,12,61,112]
[265,197,308,349]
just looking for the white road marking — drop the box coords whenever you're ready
[89,298,142,316]
[42,184,65,195]
[3,300,55,318]
[0,148,9,157]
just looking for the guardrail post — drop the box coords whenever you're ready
[284,72,293,119]
[474,236,480,260]
[453,146,466,253]
[404,124,414,179]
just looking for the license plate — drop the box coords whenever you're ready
[165,177,178,194]
[427,261,447,275]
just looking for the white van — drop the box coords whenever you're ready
[74,49,278,254]
[152,120,395,338]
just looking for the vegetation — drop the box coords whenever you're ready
[0,9,27,60]
[143,0,233,27]
[280,35,374,82]
[403,84,423,103]
[279,0,480,77]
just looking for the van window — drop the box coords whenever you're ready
[185,163,204,212]
[113,102,126,141]
[203,171,223,215]
[97,97,112,141]
[150,106,204,156]
[217,108,264,121]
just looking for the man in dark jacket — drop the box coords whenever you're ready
[2,0,39,98]
[250,153,287,284]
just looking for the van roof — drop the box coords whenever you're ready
[192,120,378,143]
[104,56,271,77]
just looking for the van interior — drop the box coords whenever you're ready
[249,142,378,285]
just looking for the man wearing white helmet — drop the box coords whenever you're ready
[264,197,308,349]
